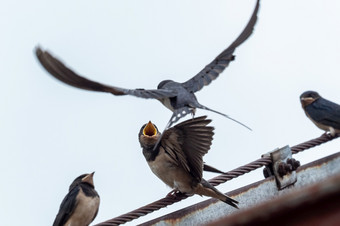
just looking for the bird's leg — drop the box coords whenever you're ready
[323,131,330,137]
[191,108,196,118]
[167,189,183,198]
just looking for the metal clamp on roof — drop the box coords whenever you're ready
[262,145,300,190]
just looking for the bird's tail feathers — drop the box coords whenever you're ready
[168,107,193,129]
[203,164,224,174]
[199,179,239,209]
[153,107,193,151]
[196,104,251,131]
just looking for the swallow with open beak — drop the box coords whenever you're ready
[53,172,100,226]
[138,116,238,208]
[300,91,340,136]
[35,0,260,131]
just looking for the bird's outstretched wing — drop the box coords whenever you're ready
[161,116,214,181]
[307,98,340,129]
[53,187,79,226]
[35,47,177,99]
[182,0,260,93]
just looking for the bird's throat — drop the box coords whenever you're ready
[142,147,159,162]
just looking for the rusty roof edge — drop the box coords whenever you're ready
[139,151,340,226]
[208,164,340,226]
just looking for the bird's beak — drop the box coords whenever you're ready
[300,97,315,106]
[143,121,157,136]
[82,172,95,186]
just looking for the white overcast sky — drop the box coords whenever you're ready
[1,0,340,225]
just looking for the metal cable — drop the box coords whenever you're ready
[94,133,339,226]
[291,133,337,154]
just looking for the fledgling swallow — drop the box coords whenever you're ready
[53,172,100,226]
[300,91,340,136]
[35,0,260,132]
[138,116,238,208]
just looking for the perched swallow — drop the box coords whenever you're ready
[35,0,259,131]
[138,116,238,208]
[53,172,100,226]
[300,91,340,136]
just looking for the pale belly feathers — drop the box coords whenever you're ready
[65,189,100,226]
[147,149,195,194]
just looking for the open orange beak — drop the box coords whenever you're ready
[143,121,157,136]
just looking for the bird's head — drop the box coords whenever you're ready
[138,121,160,149]
[157,80,173,89]
[300,91,321,108]
[69,172,95,191]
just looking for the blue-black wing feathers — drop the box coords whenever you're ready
[306,98,340,129]
[35,47,177,99]
[53,187,80,226]
[182,0,260,93]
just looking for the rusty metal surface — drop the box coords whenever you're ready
[208,164,340,226]
[139,152,340,226]
[95,133,339,226]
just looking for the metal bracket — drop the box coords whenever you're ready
[262,145,300,190]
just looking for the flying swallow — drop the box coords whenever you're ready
[53,172,100,226]
[35,0,259,131]
[138,116,238,208]
[300,91,340,136]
